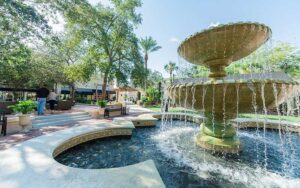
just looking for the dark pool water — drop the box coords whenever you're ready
[55,120,300,188]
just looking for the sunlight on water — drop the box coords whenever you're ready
[152,126,300,187]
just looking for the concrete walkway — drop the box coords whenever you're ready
[0,119,165,188]
[0,105,151,151]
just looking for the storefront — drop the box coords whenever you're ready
[60,87,116,103]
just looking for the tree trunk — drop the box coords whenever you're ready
[102,74,108,101]
[54,82,58,93]
[69,84,75,102]
[170,71,172,84]
[144,53,148,89]
[95,84,98,102]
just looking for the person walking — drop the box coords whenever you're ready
[36,85,49,115]
[47,90,57,114]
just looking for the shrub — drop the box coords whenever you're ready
[96,100,107,108]
[146,87,159,103]
[9,100,36,114]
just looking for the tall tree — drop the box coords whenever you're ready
[0,44,32,89]
[60,0,142,100]
[140,36,161,88]
[0,0,50,88]
[164,61,178,84]
[34,29,90,100]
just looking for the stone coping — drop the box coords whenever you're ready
[133,112,300,133]
[0,120,165,188]
[114,114,158,127]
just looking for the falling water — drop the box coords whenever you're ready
[261,82,268,171]
[295,88,300,117]
[222,83,228,139]
[249,25,256,79]
[191,83,196,126]
[223,25,227,58]
[283,84,296,177]
[212,83,216,148]
[171,86,177,126]
[272,82,286,173]
[161,91,168,129]
[184,84,188,125]
[247,81,260,165]
[236,83,241,152]
[178,86,182,121]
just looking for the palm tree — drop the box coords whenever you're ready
[140,36,161,88]
[164,61,178,84]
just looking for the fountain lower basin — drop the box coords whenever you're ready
[168,79,299,153]
[55,120,300,187]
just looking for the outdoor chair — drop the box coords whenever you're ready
[0,101,17,114]
[0,111,7,136]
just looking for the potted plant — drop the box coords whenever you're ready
[97,100,108,117]
[9,100,36,130]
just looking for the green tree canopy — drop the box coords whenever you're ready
[58,0,142,99]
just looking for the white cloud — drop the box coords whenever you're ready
[169,37,179,43]
[208,22,220,28]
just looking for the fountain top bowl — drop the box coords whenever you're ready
[178,22,272,78]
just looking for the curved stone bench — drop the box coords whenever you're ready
[0,120,165,188]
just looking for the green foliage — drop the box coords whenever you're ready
[186,42,300,79]
[164,61,178,83]
[239,114,300,123]
[177,64,209,78]
[146,87,159,103]
[9,100,36,114]
[0,44,33,88]
[147,70,164,88]
[131,62,147,88]
[226,42,300,78]
[96,100,108,108]
[140,36,162,55]
[141,96,148,103]
[0,0,49,38]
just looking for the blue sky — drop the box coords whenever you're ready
[90,0,300,77]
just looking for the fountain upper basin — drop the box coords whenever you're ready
[178,22,271,78]
[178,22,271,67]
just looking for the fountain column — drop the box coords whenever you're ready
[197,112,241,153]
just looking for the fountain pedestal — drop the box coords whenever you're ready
[196,113,240,153]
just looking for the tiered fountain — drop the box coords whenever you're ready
[168,22,299,153]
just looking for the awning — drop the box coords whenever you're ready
[0,87,37,92]
[61,87,115,95]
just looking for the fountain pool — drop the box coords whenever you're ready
[55,120,300,188]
